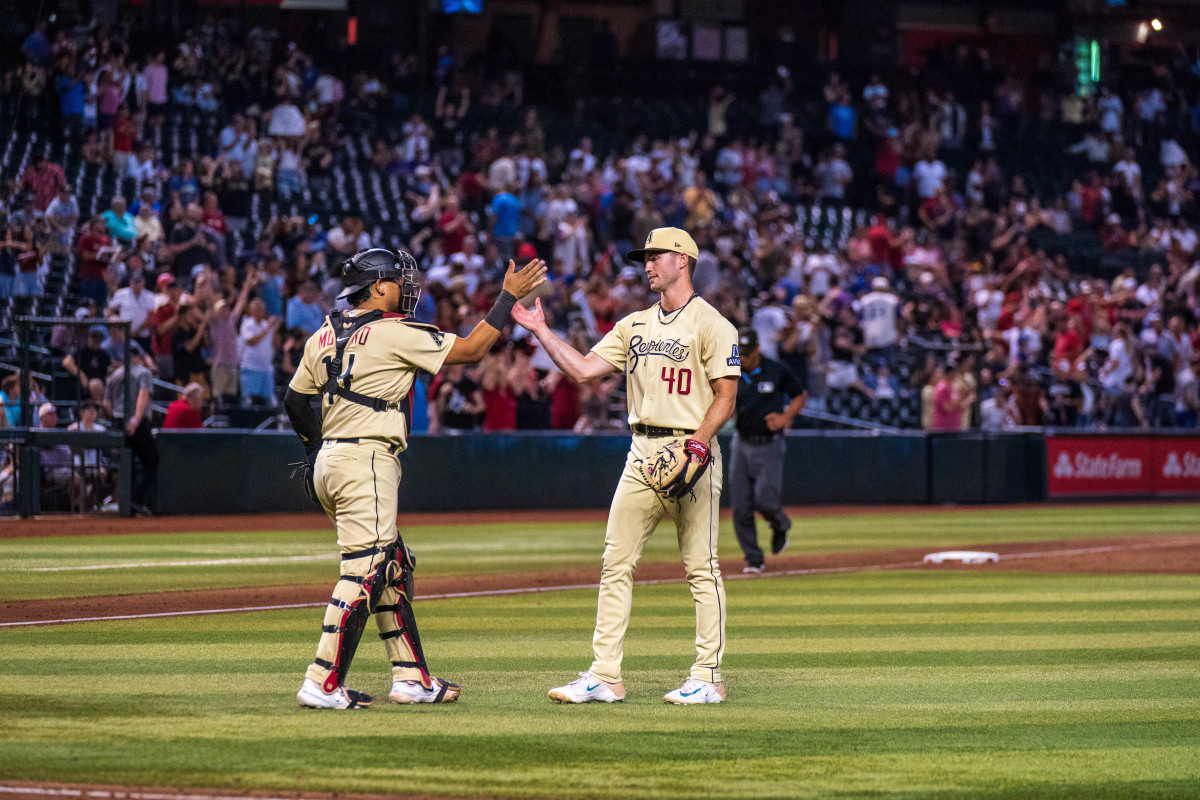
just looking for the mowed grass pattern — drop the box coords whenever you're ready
[3,571,1200,799]
[3,503,1200,601]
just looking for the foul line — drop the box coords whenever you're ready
[2,539,1195,628]
[994,540,1194,560]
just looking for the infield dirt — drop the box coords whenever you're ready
[2,533,1197,627]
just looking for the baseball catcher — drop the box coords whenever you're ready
[286,246,546,709]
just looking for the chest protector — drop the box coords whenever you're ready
[321,310,400,413]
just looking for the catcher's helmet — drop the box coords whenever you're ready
[338,247,421,315]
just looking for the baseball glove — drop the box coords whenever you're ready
[289,446,321,507]
[640,437,712,500]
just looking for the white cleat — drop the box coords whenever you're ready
[548,671,626,704]
[297,677,373,709]
[388,677,461,704]
[664,677,726,704]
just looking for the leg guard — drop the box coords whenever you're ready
[376,535,434,689]
[309,544,394,693]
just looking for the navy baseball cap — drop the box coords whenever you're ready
[738,328,758,350]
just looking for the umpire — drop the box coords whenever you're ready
[731,328,806,572]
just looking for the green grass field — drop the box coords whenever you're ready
[2,505,1199,799]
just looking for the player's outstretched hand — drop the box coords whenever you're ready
[502,258,547,301]
[511,297,546,333]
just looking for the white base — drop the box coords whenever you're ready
[923,550,1000,565]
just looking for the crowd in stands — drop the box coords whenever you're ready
[3,10,1200,452]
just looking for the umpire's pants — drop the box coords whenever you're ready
[730,433,790,567]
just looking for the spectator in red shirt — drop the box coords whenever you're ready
[1077,172,1104,226]
[150,274,184,380]
[112,105,135,181]
[874,129,902,182]
[200,191,228,236]
[1053,315,1086,363]
[20,156,66,210]
[931,365,974,431]
[438,193,471,255]
[76,216,113,307]
[478,350,517,431]
[163,382,205,429]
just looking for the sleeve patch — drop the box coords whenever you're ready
[727,344,741,367]
[402,320,446,347]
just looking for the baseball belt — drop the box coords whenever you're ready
[631,424,696,438]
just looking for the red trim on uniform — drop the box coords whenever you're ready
[323,599,358,692]
[405,388,415,437]
[381,313,408,319]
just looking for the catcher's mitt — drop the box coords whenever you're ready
[289,446,321,507]
[640,437,712,500]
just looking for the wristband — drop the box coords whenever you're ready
[484,290,518,331]
[683,438,710,463]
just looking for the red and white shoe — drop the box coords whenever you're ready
[389,677,461,704]
[297,677,373,709]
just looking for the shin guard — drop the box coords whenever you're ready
[376,537,433,688]
[314,546,392,693]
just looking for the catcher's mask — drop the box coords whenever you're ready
[338,247,421,315]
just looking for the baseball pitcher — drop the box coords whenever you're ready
[513,227,739,704]
[286,247,546,709]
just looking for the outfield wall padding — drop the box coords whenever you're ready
[155,430,1047,515]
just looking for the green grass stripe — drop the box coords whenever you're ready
[2,503,1199,601]
[2,570,1199,798]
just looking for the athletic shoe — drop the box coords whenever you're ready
[742,564,765,574]
[771,528,790,555]
[664,677,726,705]
[389,677,461,704]
[548,672,626,703]
[297,677,373,709]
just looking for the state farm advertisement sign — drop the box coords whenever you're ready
[1047,435,1200,496]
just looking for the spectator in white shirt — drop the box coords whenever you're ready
[108,272,157,343]
[859,277,901,359]
[1172,218,1198,255]
[813,145,852,201]
[45,186,79,254]
[804,245,840,297]
[1112,149,1142,197]
[1097,88,1123,135]
[1160,137,1189,174]
[862,74,888,110]
[1067,131,1110,164]
[266,100,306,139]
[912,155,947,200]
[1136,264,1166,310]
[750,290,789,360]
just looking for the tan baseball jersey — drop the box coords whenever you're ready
[288,312,456,451]
[586,293,737,687]
[592,296,740,429]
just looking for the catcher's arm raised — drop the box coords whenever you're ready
[444,258,546,365]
